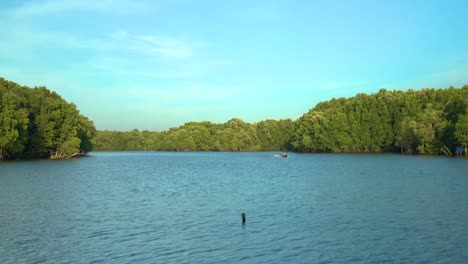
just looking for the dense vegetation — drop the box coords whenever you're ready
[1,76,467,159]
[292,87,467,155]
[94,86,467,156]
[0,78,95,160]
[94,118,294,152]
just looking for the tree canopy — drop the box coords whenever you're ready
[291,86,467,155]
[0,77,95,160]
[94,118,294,152]
[93,86,467,156]
[1,76,466,158]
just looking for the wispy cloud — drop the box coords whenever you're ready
[0,26,197,61]
[2,1,188,58]
[0,0,243,129]
[132,35,194,59]
[5,0,152,18]
[103,31,196,59]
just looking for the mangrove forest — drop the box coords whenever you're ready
[0,77,95,160]
[1,76,467,160]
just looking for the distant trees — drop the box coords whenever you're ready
[93,86,467,156]
[0,77,95,160]
[94,118,294,152]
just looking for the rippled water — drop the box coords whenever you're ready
[1,152,467,263]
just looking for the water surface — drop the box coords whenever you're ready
[1,152,467,263]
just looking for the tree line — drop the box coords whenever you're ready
[1,76,466,159]
[94,86,467,156]
[0,77,95,160]
[94,118,294,152]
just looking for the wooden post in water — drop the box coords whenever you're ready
[242,212,246,224]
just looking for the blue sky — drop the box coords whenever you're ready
[1,0,467,131]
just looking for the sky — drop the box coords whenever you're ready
[1,0,467,131]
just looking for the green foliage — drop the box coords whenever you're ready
[5,75,463,157]
[292,86,467,155]
[0,77,96,160]
[94,119,294,152]
[93,86,466,156]
[0,87,29,159]
[455,114,468,155]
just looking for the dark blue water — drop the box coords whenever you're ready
[1,152,467,263]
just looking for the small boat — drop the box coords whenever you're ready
[280,153,288,158]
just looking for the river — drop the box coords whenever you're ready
[1,152,467,263]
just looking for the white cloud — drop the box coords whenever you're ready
[0,26,197,61]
